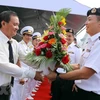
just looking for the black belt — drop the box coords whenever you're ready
[0,84,11,95]
[76,85,100,96]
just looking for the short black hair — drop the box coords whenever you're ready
[74,38,77,42]
[0,10,18,28]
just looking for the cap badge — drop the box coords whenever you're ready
[69,29,72,33]
[91,8,96,13]
[28,30,32,33]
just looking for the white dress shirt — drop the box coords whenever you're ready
[68,42,82,64]
[75,32,100,94]
[0,30,36,86]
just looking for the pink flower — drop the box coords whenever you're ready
[61,26,66,30]
[59,33,65,38]
[40,43,47,49]
[62,45,67,51]
[48,32,55,35]
[48,26,53,29]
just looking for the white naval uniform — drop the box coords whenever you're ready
[75,32,100,94]
[10,40,34,100]
[68,42,82,84]
[68,42,82,64]
[0,30,36,87]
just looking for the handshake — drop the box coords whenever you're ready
[19,71,44,85]
[34,71,44,81]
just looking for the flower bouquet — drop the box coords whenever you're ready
[26,8,73,75]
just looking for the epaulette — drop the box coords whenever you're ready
[29,45,33,48]
[75,45,80,48]
[20,41,24,44]
[99,36,100,40]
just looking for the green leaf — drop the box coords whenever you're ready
[60,61,73,71]
[56,8,71,17]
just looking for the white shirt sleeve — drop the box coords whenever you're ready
[0,43,36,79]
[84,41,100,73]
[0,62,36,79]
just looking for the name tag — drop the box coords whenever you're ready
[83,52,90,58]
[68,51,74,54]
[86,49,91,52]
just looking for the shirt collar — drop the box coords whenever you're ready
[0,30,13,43]
[21,40,31,46]
[68,42,75,48]
[88,32,100,42]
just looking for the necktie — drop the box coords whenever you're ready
[7,41,14,86]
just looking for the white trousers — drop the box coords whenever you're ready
[10,79,28,100]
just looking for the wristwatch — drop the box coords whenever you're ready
[56,71,60,79]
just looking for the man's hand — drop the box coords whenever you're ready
[71,64,80,70]
[72,84,78,92]
[19,79,25,85]
[34,71,44,81]
[46,68,57,81]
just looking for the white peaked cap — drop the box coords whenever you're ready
[20,26,34,35]
[32,32,41,37]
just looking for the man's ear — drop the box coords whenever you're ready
[1,21,6,26]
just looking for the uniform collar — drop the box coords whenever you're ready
[68,42,75,48]
[0,30,13,43]
[20,40,31,46]
[20,40,25,44]
[88,32,100,42]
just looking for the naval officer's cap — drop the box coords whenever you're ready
[87,8,100,16]
[66,28,74,35]
[32,32,41,40]
[20,26,34,36]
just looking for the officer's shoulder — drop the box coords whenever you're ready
[74,45,80,48]
[28,45,33,49]
[19,40,24,44]
[12,38,18,44]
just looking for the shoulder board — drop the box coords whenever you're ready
[99,36,100,40]
[75,45,80,48]
[20,41,24,44]
[29,45,33,48]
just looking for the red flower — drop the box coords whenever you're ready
[34,48,41,56]
[46,43,52,48]
[39,42,44,46]
[62,55,70,64]
[46,50,52,58]
[43,35,49,40]
[61,38,66,44]
[58,21,63,26]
